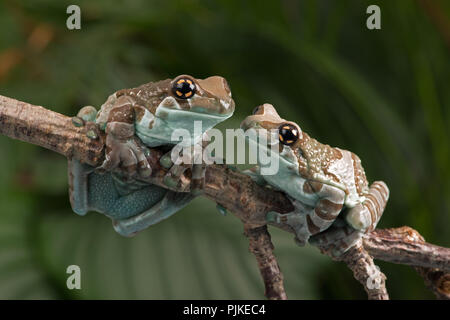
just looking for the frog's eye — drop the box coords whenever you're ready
[172,77,196,99]
[278,123,299,146]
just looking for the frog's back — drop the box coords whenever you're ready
[95,79,171,127]
[301,135,369,202]
[348,151,370,196]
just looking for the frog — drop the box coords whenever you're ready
[68,75,235,237]
[240,103,389,255]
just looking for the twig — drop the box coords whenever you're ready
[363,226,450,299]
[1,94,449,299]
[244,225,287,300]
[335,243,389,300]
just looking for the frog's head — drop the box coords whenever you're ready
[137,74,235,145]
[240,103,306,173]
[167,75,235,116]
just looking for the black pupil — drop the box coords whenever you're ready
[173,79,196,98]
[279,125,298,144]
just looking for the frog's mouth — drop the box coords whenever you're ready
[135,105,233,147]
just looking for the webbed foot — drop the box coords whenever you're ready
[266,199,313,246]
[100,125,152,179]
[309,223,363,257]
[160,142,205,194]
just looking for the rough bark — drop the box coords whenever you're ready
[244,225,288,300]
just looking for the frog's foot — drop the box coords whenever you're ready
[100,131,152,179]
[345,181,389,233]
[266,210,311,246]
[309,223,363,257]
[112,191,194,237]
[71,106,101,139]
[266,199,314,246]
[160,143,205,194]
[72,105,97,126]
[242,166,267,186]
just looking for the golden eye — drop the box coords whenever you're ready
[172,77,196,99]
[278,123,299,146]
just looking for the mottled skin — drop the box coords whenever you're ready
[69,75,235,236]
[241,104,389,255]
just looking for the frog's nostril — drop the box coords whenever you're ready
[222,79,231,97]
[252,105,266,115]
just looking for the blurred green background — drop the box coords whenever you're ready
[0,0,449,299]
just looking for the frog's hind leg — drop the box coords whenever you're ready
[68,106,99,215]
[68,159,95,216]
[112,191,194,237]
[310,181,389,257]
[345,181,389,232]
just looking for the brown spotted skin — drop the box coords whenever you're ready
[241,103,389,254]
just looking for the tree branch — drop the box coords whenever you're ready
[244,225,287,300]
[336,243,389,300]
[1,94,449,299]
[363,226,450,299]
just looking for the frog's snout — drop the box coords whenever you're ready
[241,103,280,130]
[197,76,235,114]
[198,76,231,98]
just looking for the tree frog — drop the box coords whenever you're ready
[240,103,389,255]
[68,75,235,236]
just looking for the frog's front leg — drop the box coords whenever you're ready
[267,182,346,245]
[242,166,270,186]
[100,96,152,178]
[310,181,389,256]
[160,135,209,194]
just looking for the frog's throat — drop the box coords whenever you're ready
[136,106,232,147]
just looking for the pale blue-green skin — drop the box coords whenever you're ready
[246,137,319,207]
[71,106,231,237]
[136,105,230,147]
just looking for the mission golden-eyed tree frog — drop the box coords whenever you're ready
[241,104,389,255]
[69,75,235,236]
